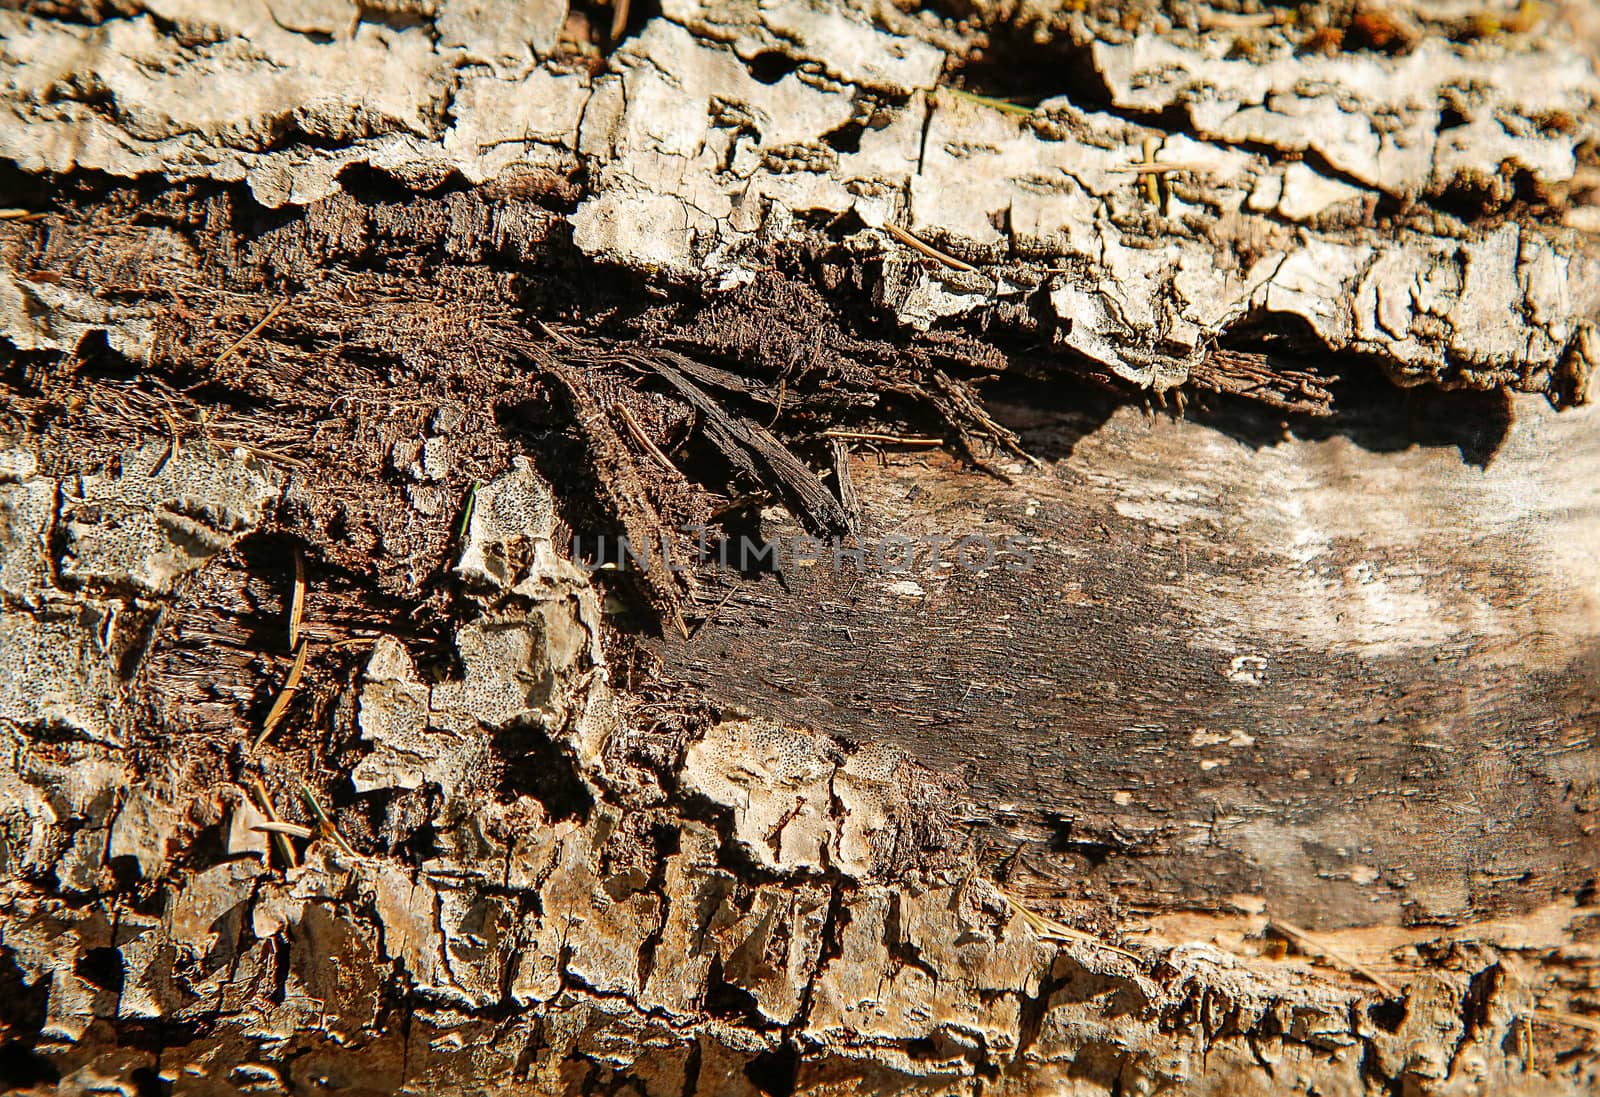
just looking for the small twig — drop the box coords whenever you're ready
[1268,919,1400,997]
[613,402,681,476]
[300,784,359,858]
[999,889,1140,960]
[609,0,630,40]
[0,209,44,221]
[252,820,314,840]
[248,777,298,868]
[215,296,289,368]
[251,638,308,752]
[477,136,539,151]
[288,549,305,651]
[822,430,944,446]
[882,223,978,273]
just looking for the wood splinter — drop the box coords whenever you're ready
[1137,135,1164,206]
[830,437,862,532]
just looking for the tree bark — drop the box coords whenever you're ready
[1,1,1598,1095]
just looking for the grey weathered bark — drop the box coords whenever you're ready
[1,1,1598,1094]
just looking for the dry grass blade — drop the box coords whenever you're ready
[248,777,298,868]
[882,223,978,273]
[0,209,44,221]
[215,295,289,367]
[944,86,1036,117]
[609,0,630,40]
[227,441,311,470]
[251,638,308,752]
[153,407,183,474]
[1268,919,1400,997]
[764,376,787,429]
[1140,136,1162,205]
[1107,162,1216,175]
[300,784,360,858]
[822,430,943,446]
[688,583,742,642]
[288,549,305,651]
[1530,1008,1600,1034]
[998,889,1141,960]
[536,319,578,346]
[455,482,480,547]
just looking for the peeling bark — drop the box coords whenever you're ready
[5,0,1600,399]
[1,1,1598,1095]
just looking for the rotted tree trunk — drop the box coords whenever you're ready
[1,1,1599,1094]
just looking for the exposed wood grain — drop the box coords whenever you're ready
[650,389,1600,929]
